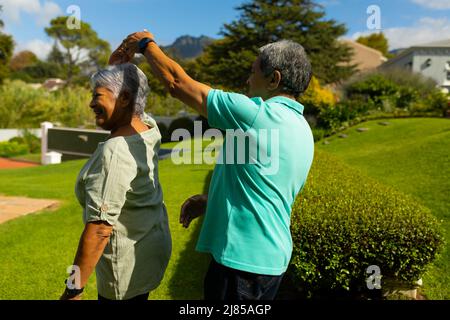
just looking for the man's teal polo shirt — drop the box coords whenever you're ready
[196,89,314,276]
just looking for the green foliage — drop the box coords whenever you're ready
[9,130,41,154]
[356,32,391,57]
[290,150,444,297]
[0,32,14,84]
[0,141,28,158]
[318,118,450,299]
[9,51,39,72]
[0,80,93,128]
[45,16,111,83]
[146,93,188,117]
[338,69,447,121]
[10,61,64,83]
[195,0,356,92]
[168,117,195,137]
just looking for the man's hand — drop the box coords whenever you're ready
[109,30,154,65]
[180,194,208,229]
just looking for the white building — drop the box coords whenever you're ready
[380,39,450,93]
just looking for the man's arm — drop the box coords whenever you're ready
[110,31,211,118]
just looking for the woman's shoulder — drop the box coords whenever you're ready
[98,137,136,165]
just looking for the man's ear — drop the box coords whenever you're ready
[267,70,282,91]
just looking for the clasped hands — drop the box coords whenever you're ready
[109,30,155,65]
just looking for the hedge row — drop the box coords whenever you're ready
[290,151,444,297]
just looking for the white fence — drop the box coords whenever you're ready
[0,129,41,142]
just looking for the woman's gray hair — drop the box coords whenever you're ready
[90,63,150,116]
[259,40,312,98]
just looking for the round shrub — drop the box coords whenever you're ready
[9,130,41,154]
[168,117,195,140]
[290,151,444,297]
[0,141,29,158]
[157,122,170,143]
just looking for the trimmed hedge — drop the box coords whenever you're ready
[290,151,444,297]
[168,117,195,139]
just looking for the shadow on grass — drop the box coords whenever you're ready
[167,170,213,300]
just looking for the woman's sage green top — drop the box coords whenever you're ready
[75,117,172,300]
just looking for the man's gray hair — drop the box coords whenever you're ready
[259,40,312,97]
[90,63,150,116]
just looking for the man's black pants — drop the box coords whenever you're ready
[204,258,284,301]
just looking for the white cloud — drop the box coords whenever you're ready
[352,17,450,49]
[16,38,53,59]
[411,0,450,9]
[0,0,63,26]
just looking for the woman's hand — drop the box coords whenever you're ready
[109,30,155,65]
[59,289,83,300]
[180,194,208,228]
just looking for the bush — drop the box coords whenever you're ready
[300,76,336,116]
[0,80,93,129]
[289,151,444,297]
[0,141,28,158]
[342,69,446,117]
[8,130,41,154]
[157,122,170,143]
[168,117,195,139]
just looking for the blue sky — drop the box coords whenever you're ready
[1,0,450,59]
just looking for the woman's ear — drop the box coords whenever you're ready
[267,70,282,91]
[117,91,132,109]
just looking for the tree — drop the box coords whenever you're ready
[194,0,356,93]
[9,51,39,72]
[45,16,111,84]
[356,32,392,58]
[0,5,14,84]
[47,42,65,65]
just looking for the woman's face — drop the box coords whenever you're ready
[89,87,130,131]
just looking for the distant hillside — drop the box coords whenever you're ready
[163,35,214,59]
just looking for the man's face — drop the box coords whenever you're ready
[247,57,271,99]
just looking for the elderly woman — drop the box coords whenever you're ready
[60,63,172,301]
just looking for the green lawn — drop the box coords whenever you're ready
[10,153,41,163]
[318,118,450,300]
[0,141,214,300]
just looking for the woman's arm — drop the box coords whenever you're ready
[60,221,113,300]
[110,31,211,118]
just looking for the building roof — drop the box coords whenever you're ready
[412,39,450,48]
[382,38,450,68]
[340,39,387,72]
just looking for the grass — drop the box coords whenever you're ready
[317,118,450,300]
[0,141,215,300]
[10,153,41,163]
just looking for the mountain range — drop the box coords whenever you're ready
[162,35,215,59]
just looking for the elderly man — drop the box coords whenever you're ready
[110,31,314,301]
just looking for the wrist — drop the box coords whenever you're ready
[64,279,84,298]
[139,37,156,55]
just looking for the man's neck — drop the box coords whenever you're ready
[266,92,296,101]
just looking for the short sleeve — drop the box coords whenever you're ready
[83,141,134,226]
[207,89,261,131]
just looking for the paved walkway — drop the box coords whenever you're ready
[0,196,59,224]
[0,158,39,170]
